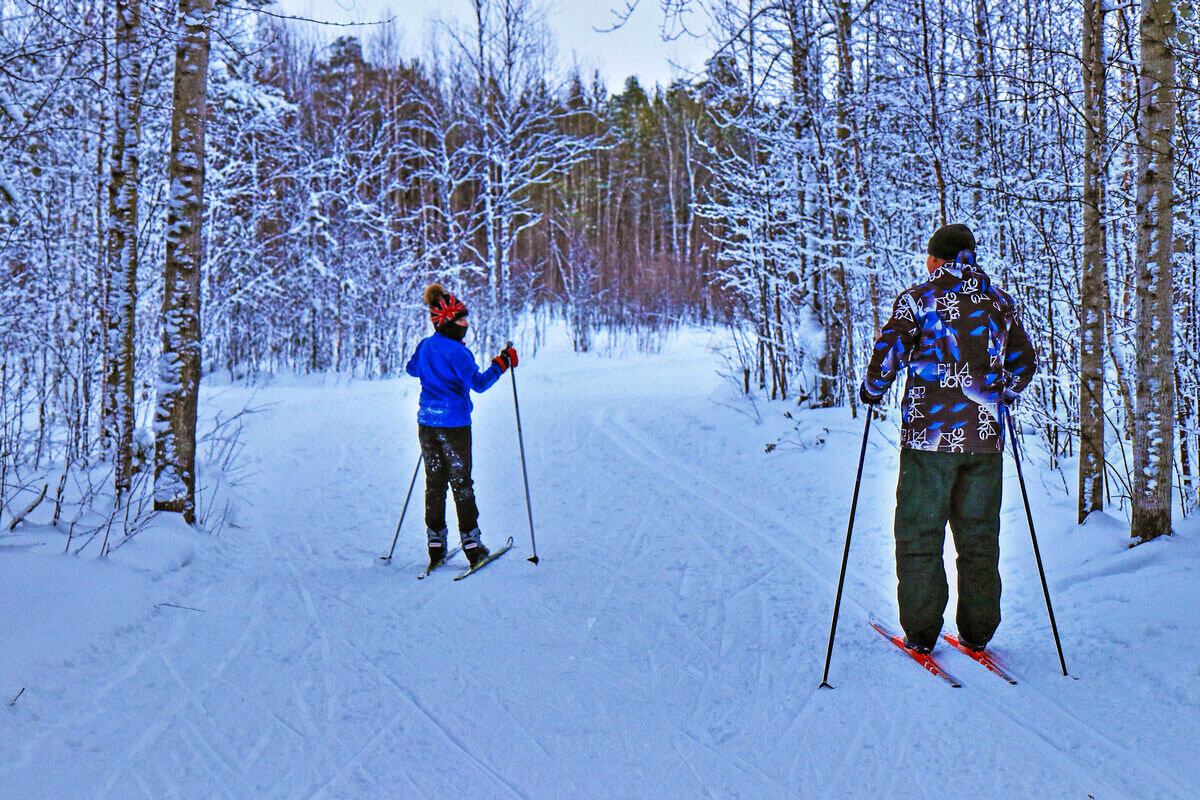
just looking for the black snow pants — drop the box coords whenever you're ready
[418,425,479,534]
[894,447,1003,651]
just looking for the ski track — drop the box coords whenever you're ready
[4,346,1198,799]
[603,398,1190,800]
[601,407,890,614]
[88,582,268,800]
[331,635,530,800]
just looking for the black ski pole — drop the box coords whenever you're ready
[506,341,539,564]
[1005,408,1069,677]
[819,410,873,689]
[381,452,423,561]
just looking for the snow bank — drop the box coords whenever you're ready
[0,515,206,699]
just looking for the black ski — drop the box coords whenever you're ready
[453,537,514,581]
[417,547,461,579]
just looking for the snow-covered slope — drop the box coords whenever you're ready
[3,329,1197,799]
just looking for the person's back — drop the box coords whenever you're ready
[407,330,494,428]
[859,223,1037,655]
[863,253,1036,453]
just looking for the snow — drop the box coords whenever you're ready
[0,92,22,123]
[0,163,22,208]
[2,327,1199,798]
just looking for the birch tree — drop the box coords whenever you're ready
[1130,0,1176,542]
[1078,0,1107,522]
[155,0,211,523]
[104,0,143,502]
[458,0,596,347]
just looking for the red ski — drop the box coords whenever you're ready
[869,615,961,688]
[942,633,1018,684]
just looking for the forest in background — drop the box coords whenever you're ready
[0,0,1194,542]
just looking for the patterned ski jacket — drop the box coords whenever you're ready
[405,332,503,428]
[861,259,1037,453]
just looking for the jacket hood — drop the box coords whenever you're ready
[930,259,992,295]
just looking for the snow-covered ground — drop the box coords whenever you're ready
[3,328,1199,799]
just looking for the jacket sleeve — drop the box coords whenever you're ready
[405,341,422,377]
[453,347,503,393]
[1003,307,1038,396]
[862,291,921,400]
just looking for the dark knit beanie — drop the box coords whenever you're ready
[927,223,976,261]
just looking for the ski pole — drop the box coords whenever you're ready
[1005,408,1069,677]
[819,410,873,689]
[506,341,539,565]
[381,452,423,561]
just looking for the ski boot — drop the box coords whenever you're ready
[902,637,933,656]
[461,528,489,568]
[427,528,448,569]
[957,635,987,653]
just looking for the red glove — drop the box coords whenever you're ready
[492,346,518,372]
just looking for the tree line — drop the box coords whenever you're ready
[0,0,1195,544]
[675,0,1197,543]
[0,0,729,531]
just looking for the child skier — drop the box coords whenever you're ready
[405,284,517,569]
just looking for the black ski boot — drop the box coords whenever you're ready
[427,528,448,568]
[903,637,933,656]
[958,636,987,653]
[462,528,489,567]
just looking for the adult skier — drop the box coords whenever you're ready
[405,284,518,569]
[858,223,1037,655]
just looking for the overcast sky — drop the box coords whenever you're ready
[276,0,713,91]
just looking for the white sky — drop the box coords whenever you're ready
[276,0,713,92]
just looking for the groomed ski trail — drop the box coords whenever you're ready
[602,397,1193,800]
[1,330,1197,799]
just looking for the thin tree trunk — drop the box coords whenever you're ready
[1078,0,1107,522]
[154,0,211,524]
[971,0,986,213]
[106,0,142,502]
[919,0,947,224]
[818,0,853,407]
[1130,0,1176,543]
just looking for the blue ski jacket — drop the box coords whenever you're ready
[405,332,503,427]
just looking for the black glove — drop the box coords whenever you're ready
[859,383,882,406]
[999,369,1019,407]
[492,346,518,372]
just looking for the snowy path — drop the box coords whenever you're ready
[4,331,1199,799]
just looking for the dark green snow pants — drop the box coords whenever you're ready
[894,447,1003,651]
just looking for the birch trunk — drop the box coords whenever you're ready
[105,0,142,502]
[1078,0,1107,522]
[817,0,853,407]
[1130,0,1176,542]
[154,0,211,524]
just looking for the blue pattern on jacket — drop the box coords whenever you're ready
[405,333,502,428]
[861,258,1038,453]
